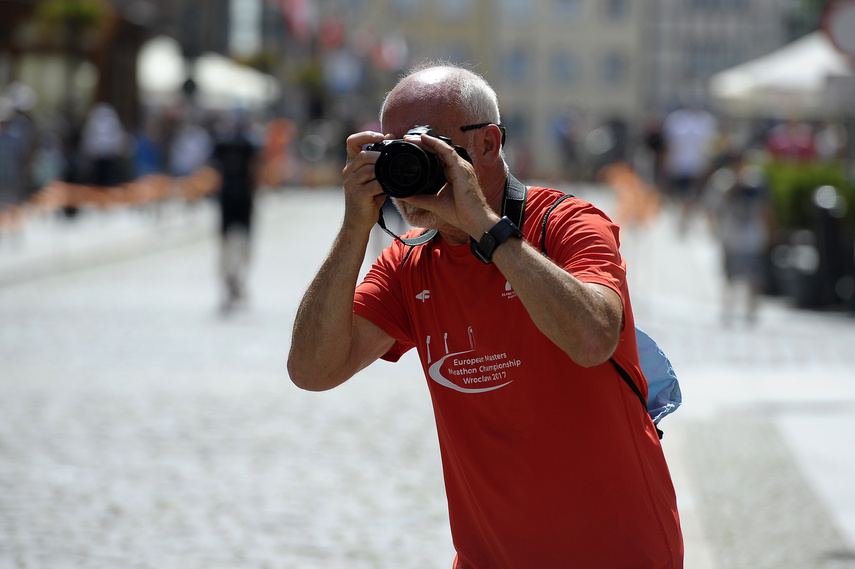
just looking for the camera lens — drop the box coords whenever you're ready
[386,152,422,188]
[375,141,445,198]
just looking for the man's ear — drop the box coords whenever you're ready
[479,124,503,167]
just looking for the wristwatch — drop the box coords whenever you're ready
[470,216,523,264]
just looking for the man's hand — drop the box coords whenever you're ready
[400,133,500,240]
[342,131,392,232]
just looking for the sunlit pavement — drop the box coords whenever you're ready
[1,186,854,569]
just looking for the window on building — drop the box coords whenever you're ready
[554,0,584,20]
[440,0,473,19]
[503,47,531,82]
[342,0,366,13]
[550,50,580,85]
[603,0,630,20]
[688,45,743,76]
[598,51,626,84]
[690,0,747,10]
[503,113,530,145]
[441,44,474,66]
[391,0,419,16]
[502,0,533,20]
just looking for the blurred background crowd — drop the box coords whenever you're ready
[1,0,854,312]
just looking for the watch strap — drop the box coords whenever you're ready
[470,216,523,264]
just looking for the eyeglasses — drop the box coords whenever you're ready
[460,122,507,147]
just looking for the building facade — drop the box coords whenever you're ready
[647,0,794,111]
[304,0,797,176]
[1,0,804,177]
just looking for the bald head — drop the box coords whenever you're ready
[380,64,501,138]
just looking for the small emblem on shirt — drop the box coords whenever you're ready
[416,290,431,302]
[502,281,517,300]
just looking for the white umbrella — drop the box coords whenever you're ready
[137,35,280,109]
[709,31,853,117]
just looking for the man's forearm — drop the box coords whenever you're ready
[287,222,371,390]
[492,237,622,367]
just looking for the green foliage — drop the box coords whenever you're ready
[35,0,111,30]
[762,160,855,229]
[787,0,834,38]
[238,51,281,73]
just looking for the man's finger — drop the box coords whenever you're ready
[346,131,385,159]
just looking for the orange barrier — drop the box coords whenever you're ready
[0,167,222,236]
[259,118,298,188]
[599,162,661,229]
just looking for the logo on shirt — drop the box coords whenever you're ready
[416,290,431,302]
[424,327,519,394]
[502,281,517,300]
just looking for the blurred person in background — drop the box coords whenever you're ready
[706,151,773,325]
[641,112,666,188]
[661,103,718,235]
[553,108,582,181]
[30,130,68,191]
[211,111,259,314]
[288,62,682,568]
[169,116,213,178]
[765,118,816,162]
[814,121,847,162]
[132,114,165,179]
[80,102,128,187]
[0,83,38,209]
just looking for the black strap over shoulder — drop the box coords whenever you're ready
[610,358,663,439]
[500,174,528,227]
[537,191,660,438]
[539,193,574,258]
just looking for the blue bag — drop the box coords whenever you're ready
[635,326,682,425]
[539,192,682,438]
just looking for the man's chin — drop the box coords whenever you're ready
[393,199,444,230]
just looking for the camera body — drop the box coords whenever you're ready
[367,125,471,199]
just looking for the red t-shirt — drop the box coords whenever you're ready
[354,187,683,568]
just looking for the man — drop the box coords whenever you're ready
[288,63,683,568]
[211,113,259,313]
[661,103,718,235]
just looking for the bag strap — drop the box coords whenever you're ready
[539,194,574,253]
[610,359,663,439]
[538,193,662,439]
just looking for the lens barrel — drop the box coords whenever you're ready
[374,140,446,198]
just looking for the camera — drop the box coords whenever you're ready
[366,125,471,199]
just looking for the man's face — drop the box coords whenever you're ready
[381,100,472,230]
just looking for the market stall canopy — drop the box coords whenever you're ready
[709,31,854,118]
[137,35,280,109]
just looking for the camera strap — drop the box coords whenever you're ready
[377,173,529,248]
[500,173,528,227]
[377,207,438,246]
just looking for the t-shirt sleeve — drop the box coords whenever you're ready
[353,246,416,362]
[542,199,627,301]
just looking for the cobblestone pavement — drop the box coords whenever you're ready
[614,194,855,569]
[1,187,855,568]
